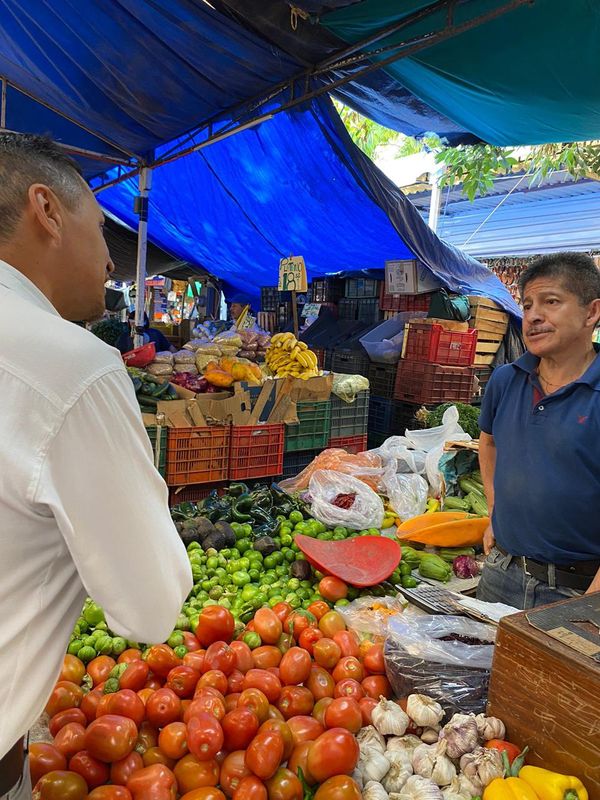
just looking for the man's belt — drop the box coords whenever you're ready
[496,546,599,591]
[0,737,24,795]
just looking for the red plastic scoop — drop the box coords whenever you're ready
[295,534,401,588]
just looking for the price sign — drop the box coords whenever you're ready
[279,256,308,293]
[302,303,321,318]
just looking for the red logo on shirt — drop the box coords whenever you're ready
[578,415,588,424]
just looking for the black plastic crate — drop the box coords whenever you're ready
[331,348,370,376]
[357,298,384,324]
[368,432,388,450]
[345,278,381,298]
[261,286,280,312]
[329,390,370,438]
[311,277,344,304]
[323,349,333,371]
[368,396,421,436]
[337,298,358,320]
[281,449,320,480]
[368,363,398,399]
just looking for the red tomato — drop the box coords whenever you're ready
[306,666,335,700]
[180,790,226,800]
[279,647,312,686]
[127,764,177,799]
[362,642,385,674]
[174,755,220,794]
[361,675,392,699]
[97,690,146,727]
[145,645,182,679]
[318,577,348,602]
[88,788,133,800]
[258,720,294,761]
[318,612,346,638]
[60,655,86,685]
[182,632,202,652]
[307,601,330,621]
[277,686,314,719]
[184,651,207,673]
[45,682,84,718]
[332,631,359,659]
[297,628,323,656]
[84,715,138,763]
[307,729,359,783]
[119,662,150,693]
[166,666,200,698]
[204,642,236,675]
[252,646,282,670]
[48,708,87,738]
[80,688,104,724]
[485,740,522,764]
[32,770,88,800]
[87,657,117,687]
[253,609,283,645]
[185,694,226,723]
[135,721,159,754]
[118,649,142,665]
[314,775,362,800]
[267,667,281,681]
[332,658,363,684]
[229,642,254,674]
[312,698,333,727]
[267,704,285,722]
[237,688,270,723]
[225,694,240,713]
[137,688,155,707]
[333,679,364,702]
[245,731,284,780]
[287,743,316,786]
[195,607,235,647]
[324,698,362,733]
[53,722,86,760]
[222,706,260,751]
[187,713,224,761]
[271,602,293,623]
[145,676,163,691]
[266,767,303,800]
[158,721,189,760]
[228,670,245,694]
[242,669,282,704]
[286,715,324,745]
[283,611,316,640]
[219,751,252,797]
[234,776,268,800]
[30,742,67,784]
[110,751,144,786]
[142,747,175,769]
[146,689,182,728]
[68,751,110,789]
[313,638,342,669]
[199,670,229,695]
[358,697,377,726]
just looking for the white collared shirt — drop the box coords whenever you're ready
[0,261,192,757]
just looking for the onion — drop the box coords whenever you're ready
[452,556,480,579]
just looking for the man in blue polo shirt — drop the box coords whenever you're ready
[477,252,600,609]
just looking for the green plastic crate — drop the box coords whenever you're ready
[329,390,369,438]
[145,425,167,477]
[285,400,331,452]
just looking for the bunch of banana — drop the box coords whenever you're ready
[265,333,320,379]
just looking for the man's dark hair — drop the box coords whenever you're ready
[519,252,600,306]
[128,310,149,326]
[0,133,84,243]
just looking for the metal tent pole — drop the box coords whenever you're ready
[133,167,152,348]
[428,165,445,233]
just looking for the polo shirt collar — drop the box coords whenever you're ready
[512,346,600,391]
[0,259,60,317]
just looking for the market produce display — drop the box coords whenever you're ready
[127,368,179,412]
[265,334,320,379]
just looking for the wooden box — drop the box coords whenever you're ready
[488,597,600,798]
[468,296,509,366]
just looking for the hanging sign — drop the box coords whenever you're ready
[279,256,308,293]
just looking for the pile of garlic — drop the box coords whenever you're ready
[357,696,507,800]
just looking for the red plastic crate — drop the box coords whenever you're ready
[405,322,478,366]
[328,434,368,454]
[229,424,285,480]
[166,426,230,486]
[394,360,475,405]
[168,482,227,506]
[379,285,433,313]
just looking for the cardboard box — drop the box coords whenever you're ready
[385,259,441,295]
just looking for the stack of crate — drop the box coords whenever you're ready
[282,399,332,479]
[468,296,509,400]
[328,390,369,453]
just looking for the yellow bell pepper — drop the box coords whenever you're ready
[426,498,441,513]
[484,777,539,800]
[519,766,588,800]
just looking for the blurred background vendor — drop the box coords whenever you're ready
[229,293,253,324]
[117,310,176,354]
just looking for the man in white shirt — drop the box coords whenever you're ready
[0,133,192,796]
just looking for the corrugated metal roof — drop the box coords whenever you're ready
[431,179,600,257]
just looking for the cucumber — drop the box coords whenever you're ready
[443,496,471,511]
[459,478,485,497]
[465,491,489,516]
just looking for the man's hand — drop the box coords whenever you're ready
[585,566,600,595]
[483,522,495,556]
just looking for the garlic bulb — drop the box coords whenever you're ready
[372,697,410,737]
[475,714,506,742]
[358,725,387,755]
[459,746,504,793]
[438,713,479,759]
[359,747,392,784]
[364,782,390,800]
[406,695,444,728]
[441,777,472,800]
[352,768,364,790]
[387,735,423,764]
[397,775,444,800]
[412,741,456,787]
[383,753,414,793]
[420,728,440,744]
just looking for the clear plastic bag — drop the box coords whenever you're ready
[280,450,386,493]
[384,615,496,716]
[308,469,384,530]
[339,595,406,637]
[372,437,427,474]
[383,470,428,520]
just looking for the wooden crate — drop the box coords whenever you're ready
[469,296,508,366]
[488,601,600,799]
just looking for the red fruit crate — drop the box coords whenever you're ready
[229,423,285,480]
[166,426,230,486]
[379,285,433,313]
[395,360,475,405]
[405,321,478,366]
[328,434,368,454]
[168,481,227,506]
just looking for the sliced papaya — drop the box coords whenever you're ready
[398,511,476,534]
[396,516,489,547]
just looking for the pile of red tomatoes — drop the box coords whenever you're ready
[32,601,392,800]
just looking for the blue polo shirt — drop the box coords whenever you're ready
[479,349,600,564]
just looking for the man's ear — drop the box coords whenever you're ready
[28,184,63,244]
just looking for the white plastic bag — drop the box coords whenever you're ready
[373,436,427,474]
[407,406,471,497]
[338,595,406,636]
[308,469,384,530]
[383,470,428,521]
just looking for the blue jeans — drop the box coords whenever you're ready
[476,547,582,610]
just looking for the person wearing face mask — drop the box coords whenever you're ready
[476,252,600,610]
[0,134,192,797]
